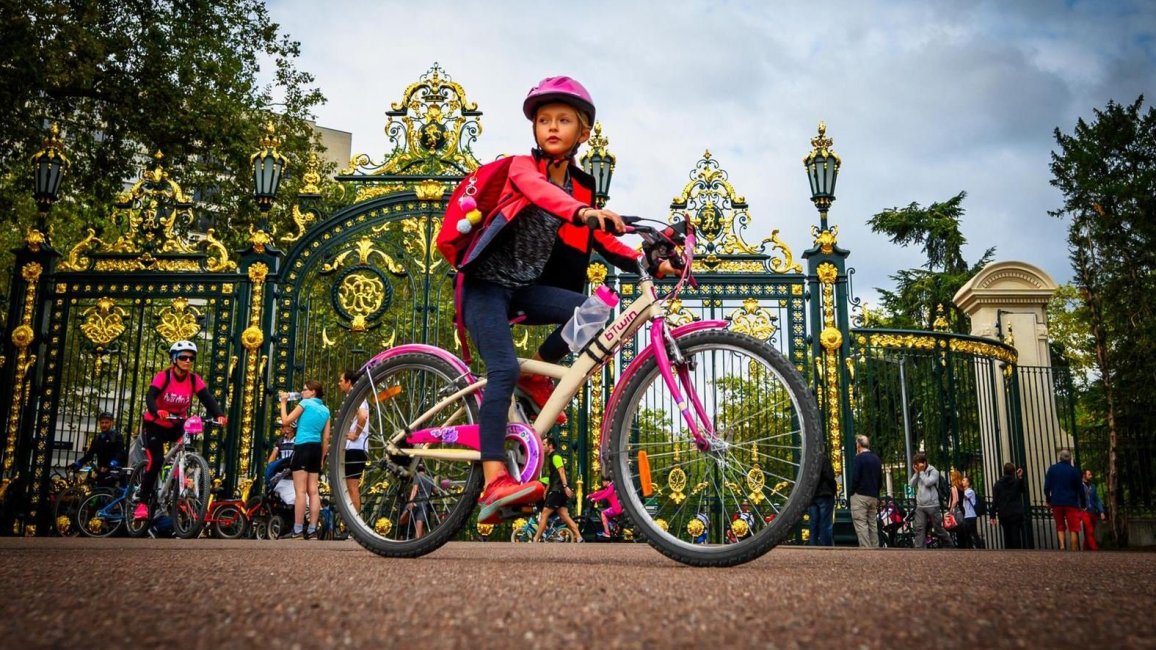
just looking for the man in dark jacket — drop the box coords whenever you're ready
[808,453,837,546]
[1044,449,1083,551]
[69,412,124,488]
[992,462,1027,549]
[849,435,883,548]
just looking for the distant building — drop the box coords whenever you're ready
[310,121,352,172]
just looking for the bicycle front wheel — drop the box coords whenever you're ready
[171,453,211,539]
[330,351,484,558]
[607,329,822,567]
[77,491,123,538]
[123,462,150,538]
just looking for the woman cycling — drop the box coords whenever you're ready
[133,340,226,521]
[280,379,331,539]
[458,76,674,524]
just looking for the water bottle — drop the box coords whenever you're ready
[562,285,619,353]
[282,391,303,401]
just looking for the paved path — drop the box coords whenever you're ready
[0,538,1153,649]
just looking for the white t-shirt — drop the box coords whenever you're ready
[346,400,369,452]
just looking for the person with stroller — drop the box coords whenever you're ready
[280,380,331,540]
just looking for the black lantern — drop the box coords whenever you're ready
[32,122,69,214]
[580,122,616,208]
[803,121,841,228]
[251,121,288,212]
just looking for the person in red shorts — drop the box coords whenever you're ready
[1043,449,1083,551]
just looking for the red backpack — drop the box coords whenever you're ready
[436,157,516,268]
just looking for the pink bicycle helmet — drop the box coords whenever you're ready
[184,415,204,436]
[522,76,596,123]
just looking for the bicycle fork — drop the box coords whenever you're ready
[649,318,715,452]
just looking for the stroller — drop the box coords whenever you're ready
[249,457,296,539]
[877,495,905,548]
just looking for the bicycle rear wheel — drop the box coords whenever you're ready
[330,351,483,558]
[607,329,822,567]
[53,486,88,537]
[171,453,211,539]
[212,504,248,539]
[77,491,123,537]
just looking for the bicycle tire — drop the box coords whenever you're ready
[212,504,248,540]
[171,453,211,539]
[331,351,484,558]
[123,461,150,538]
[76,491,123,538]
[53,486,88,537]
[511,523,533,544]
[607,329,823,567]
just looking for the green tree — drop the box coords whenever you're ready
[868,192,995,331]
[1049,96,1156,542]
[0,0,329,285]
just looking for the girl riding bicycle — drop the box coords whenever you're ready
[134,340,226,520]
[460,75,675,523]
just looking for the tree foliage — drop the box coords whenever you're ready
[1050,96,1156,529]
[867,192,995,331]
[0,0,329,288]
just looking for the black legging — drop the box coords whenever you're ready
[137,420,182,501]
[957,517,977,549]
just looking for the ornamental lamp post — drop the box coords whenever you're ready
[580,122,616,208]
[250,121,288,214]
[803,121,841,230]
[31,122,70,230]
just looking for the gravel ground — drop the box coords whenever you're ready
[0,538,1153,649]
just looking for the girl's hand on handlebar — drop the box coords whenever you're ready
[156,409,170,420]
[215,415,228,427]
[655,260,679,279]
[582,208,625,235]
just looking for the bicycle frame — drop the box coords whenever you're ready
[366,220,722,482]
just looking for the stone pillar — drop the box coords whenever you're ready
[955,260,1060,541]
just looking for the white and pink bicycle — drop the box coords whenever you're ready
[328,216,822,566]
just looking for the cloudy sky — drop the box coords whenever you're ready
[265,0,1154,307]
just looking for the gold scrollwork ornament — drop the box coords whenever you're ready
[667,467,687,505]
[746,464,767,504]
[155,297,202,343]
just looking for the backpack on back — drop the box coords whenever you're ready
[938,471,952,508]
[436,157,516,268]
[973,490,988,517]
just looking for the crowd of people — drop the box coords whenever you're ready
[807,437,1106,550]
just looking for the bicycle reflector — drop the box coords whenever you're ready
[638,450,653,496]
[375,385,402,403]
[184,416,204,436]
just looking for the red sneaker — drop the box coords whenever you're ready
[516,374,567,426]
[133,502,149,521]
[477,473,545,524]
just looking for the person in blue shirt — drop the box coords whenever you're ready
[849,434,883,548]
[280,379,331,539]
[1044,449,1083,551]
[1080,469,1106,551]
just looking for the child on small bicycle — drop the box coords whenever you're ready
[587,479,622,540]
[134,340,226,520]
[459,76,675,523]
